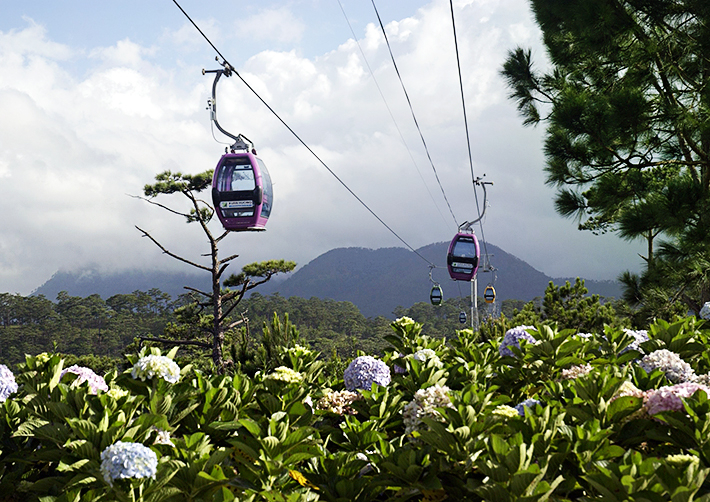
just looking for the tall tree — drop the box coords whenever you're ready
[501,0,710,315]
[136,170,295,372]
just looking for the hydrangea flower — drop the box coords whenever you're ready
[611,381,647,401]
[561,364,593,380]
[499,326,538,357]
[150,427,174,447]
[266,366,304,384]
[131,355,181,384]
[620,329,649,355]
[286,344,312,356]
[644,382,710,416]
[403,385,454,438]
[666,454,700,466]
[491,405,520,418]
[60,365,109,394]
[107,387,130,400]
[700,302,710,320]
[639,349,696,384]
[316,389,362,415]
[515,398,541,416]
[412,349,443,368]
[100,442,158,487]
[343,356,391,391]
[0,365,18,402]
[395,317,416,327]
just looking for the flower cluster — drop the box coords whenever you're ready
[315,390,362,415]
[620,329,649,355]
[644,382,710,416]
[107,387,130,400]
[395,316,416,327]
[60,365,108,394]
[344,356,391,391]
[100,441,158,487]
[611,381,647,401]
[150,427,174,446]
[403,385,454,437]
[515,398,541,416]
[286,344,312,356]
[700,302,710,320]
[666,454,700,466]
[412,349,443,368]
[499,326,538,357]
[266,366,304,384]
[561,364,593,380]
[639,349,695,384]
[0,365,18,403]
[131,355,181,384]
[492,405,519,419]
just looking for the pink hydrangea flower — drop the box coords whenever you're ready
[645,382,710,415]
[60,365,108,394]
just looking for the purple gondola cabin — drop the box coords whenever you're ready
[446,232,480,281]
[211,152,273,231]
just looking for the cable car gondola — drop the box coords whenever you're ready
[204,62,273,232]
[459,311,467,324]
[447,232,480,281]
[430,284,443,306]
[212,151,273,231]
[484,284,496,304]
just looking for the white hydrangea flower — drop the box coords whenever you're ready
[700,302,710,320]
[0,365,18,402]
[666,454,700,466]
[131,355,181,384]
[403,385,454,438]
[100,442,158,487]
[621,329,649,355]
[395,316,416,327]
[561,364,593,380]
[107,387,130,400]
[491,405,519,418]
[639,349,696,384]
[60,365,109,394]
[316,389,362,415]
[412,349,443,368]
[266,366,303,383]
[150,427,174,447]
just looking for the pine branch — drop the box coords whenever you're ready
[135,226,211,272]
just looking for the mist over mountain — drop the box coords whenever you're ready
[32,242,622,318]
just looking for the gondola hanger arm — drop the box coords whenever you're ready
[203,58,255,154]
[459,176,493,232]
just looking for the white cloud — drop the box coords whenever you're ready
[236,7,306,44]
[0,0,644,295]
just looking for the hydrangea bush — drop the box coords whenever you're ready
[4,316,710,500]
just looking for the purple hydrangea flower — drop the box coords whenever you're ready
[499,326,537,357]
[60,365,109,394]
[343,356,391,391]
[515,398,541,416]
[0,365,18,402]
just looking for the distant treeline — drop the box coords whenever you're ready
[0,288,523,369]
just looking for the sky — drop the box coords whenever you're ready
[0,0,645,296]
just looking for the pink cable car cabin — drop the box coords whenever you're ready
[212,152,273,231]
[446,232,480,281]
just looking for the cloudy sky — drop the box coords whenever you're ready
[0,0,644,295]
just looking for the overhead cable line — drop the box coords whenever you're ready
[449,0,491,263]
[337,0,453,233]
[170,0,437,267]
[370,0,459,228]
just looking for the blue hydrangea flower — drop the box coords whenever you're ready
[515,398,541,416]
[100,441,157,487]
[620,329,650,355]
[131,355,181,384]
[343,356,391,391]
[0,365,18,402]
[700,302,710,320]
[639,349,695,384]
[499,326,538,357]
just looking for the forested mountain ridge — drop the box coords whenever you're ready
[33,242,622,318]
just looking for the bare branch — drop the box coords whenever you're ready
[135,226,211,272]
[128,194,191,219]
[225,316,247,331]
[183,286,213,298]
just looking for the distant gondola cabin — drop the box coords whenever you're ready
[484,285,496,304]
[447,232,480,281]
[430,284,443,306]
[212,152,272,231]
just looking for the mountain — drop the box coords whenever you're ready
[32,268,210,300]
[31,242,623,317]
[255,241,623,318]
